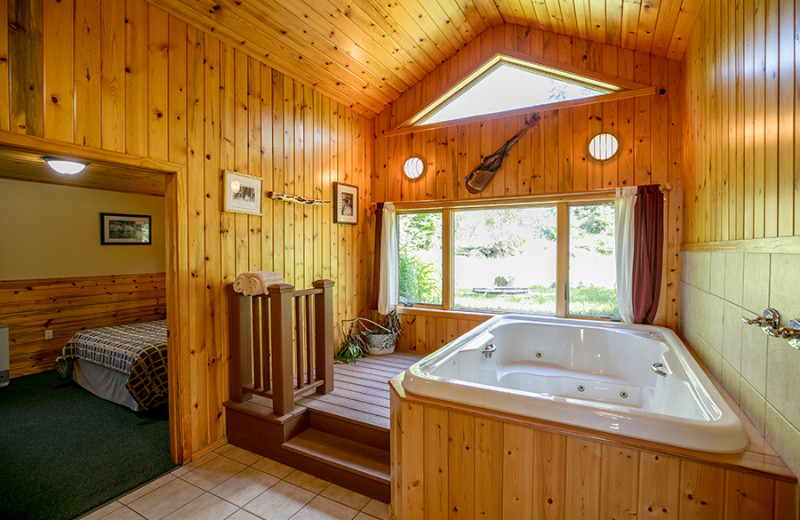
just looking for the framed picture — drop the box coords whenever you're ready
[333,182,358,224]
[100,213,152,245]
[224,170,262,215]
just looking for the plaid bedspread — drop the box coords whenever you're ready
[57,320,168,411]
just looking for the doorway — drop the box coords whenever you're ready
[0,132,187,464]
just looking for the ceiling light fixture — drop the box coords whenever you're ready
[44,157,88,175]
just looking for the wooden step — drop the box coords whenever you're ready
[283,428,390,501]
[224,397,309,445]
[307,406,390,450]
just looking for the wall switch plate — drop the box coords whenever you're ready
[44,329,54,340]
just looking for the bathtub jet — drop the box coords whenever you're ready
[402,314,748,453]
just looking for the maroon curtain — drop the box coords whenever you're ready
[632,185,664,324]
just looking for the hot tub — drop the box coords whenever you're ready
[402,314,748,453]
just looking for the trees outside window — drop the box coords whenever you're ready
[397,201,618,319]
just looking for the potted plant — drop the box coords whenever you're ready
[363,310,401,356]
[335,320,366,364]
[335,311,402,361]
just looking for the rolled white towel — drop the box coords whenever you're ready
[235,271,285,296]
[233,274,248,294]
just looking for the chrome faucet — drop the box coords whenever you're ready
[741,308,780,329]
[481,343,496,359]
[766,319,800,349]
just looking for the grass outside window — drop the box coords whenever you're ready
[396,199,619,319]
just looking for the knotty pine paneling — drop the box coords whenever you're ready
[397,311,490,355]
[682,0,800,243]
[392,380,799,519]
[0,0,372,460]
[374,24,683,334]
[151,0,703,118]
[680,0,800,487]
[0,273,166,377]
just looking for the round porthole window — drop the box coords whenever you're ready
[588,133,619,161]
[403,156,426,180]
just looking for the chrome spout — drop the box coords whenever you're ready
[481,343,496,359]
[651,362,668,376]
[766,319,800,349]
[741,308,780,329]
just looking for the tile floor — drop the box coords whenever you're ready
[79,444,390,520]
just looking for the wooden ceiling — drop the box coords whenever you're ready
[155,0,703,118]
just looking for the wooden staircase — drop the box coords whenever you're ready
[225,352,422,502]
[224,280,420,502]
[284,408,390,500]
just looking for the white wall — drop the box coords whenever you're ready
[0,178,166,280]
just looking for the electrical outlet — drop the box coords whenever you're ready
[44,329,54,340]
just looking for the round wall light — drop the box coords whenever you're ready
[402,156,426,180]
[587,133,619,162]
[44,157,88,175]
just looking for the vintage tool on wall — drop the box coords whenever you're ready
[463,113,539,194]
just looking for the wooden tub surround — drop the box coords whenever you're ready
[390,375,798,519]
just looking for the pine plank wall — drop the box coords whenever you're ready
[1,2,689,463]
[372,24,684,352]
[681,0,800,482]
[0,0,372,461]
[682,0,799,243]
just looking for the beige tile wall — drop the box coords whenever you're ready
[680,251,800,479]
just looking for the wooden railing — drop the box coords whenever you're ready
[229,279,334,416]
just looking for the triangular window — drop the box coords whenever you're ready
[410,56,623,127]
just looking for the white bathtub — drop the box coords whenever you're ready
[402,314,748,453]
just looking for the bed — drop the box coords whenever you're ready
[55,320,168,412]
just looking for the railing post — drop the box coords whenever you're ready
[269,283,295,416]
[312,279,335,394]
[228,285,252,402]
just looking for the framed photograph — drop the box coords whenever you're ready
[100,213,152,245]
[224,170,262,215]
[333,182,358,224]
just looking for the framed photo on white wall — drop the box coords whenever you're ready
[100,213,152,245]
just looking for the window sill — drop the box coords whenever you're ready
[396,306,498,320]
[396,305,621,324]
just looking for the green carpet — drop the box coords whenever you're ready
[0,370,176,520]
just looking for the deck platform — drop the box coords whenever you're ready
[299,351,423,430]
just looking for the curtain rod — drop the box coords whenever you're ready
[371,183,672,208]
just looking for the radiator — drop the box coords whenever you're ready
[0,323,8,386]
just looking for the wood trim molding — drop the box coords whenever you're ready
[397,306,497,321]
[388,189,616,211]
[682,237,800,254]
[0,130,182,173]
